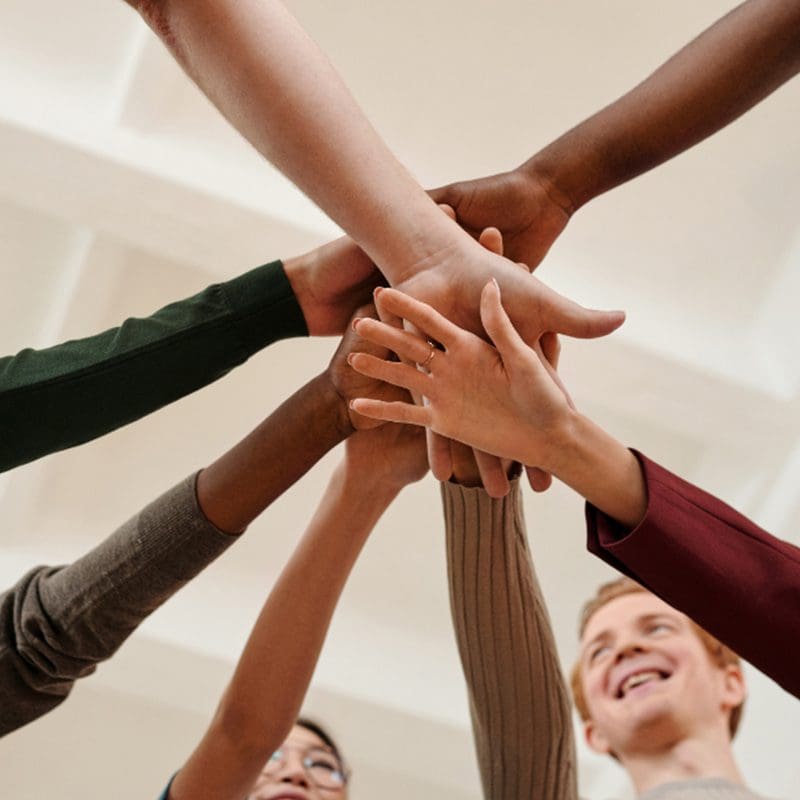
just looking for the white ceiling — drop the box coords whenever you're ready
[1,1,799,798]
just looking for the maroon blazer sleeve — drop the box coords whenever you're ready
[585,450,800,699]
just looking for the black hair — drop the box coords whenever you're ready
[295,716,348,777]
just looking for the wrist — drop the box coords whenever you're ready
[282,249,320,335]
[535,407,586,477]
[543,411,647,529]
[313,370,356,442]
[523,141,598,215]
[384,205,474,287]
[337,457,403,508]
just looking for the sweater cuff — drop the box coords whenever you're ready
[220,260,308,351]
[586,449,656,554]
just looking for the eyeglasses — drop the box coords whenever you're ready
[262,744,348,790]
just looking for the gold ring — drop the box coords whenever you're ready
[419,341,436,369]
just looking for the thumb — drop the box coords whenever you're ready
[428,181,458,207]
[538,281,626,340]
[479,279,529,364]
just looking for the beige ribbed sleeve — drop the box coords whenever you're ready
[442,479,578,800]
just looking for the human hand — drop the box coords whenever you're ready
[345,416,428,492]
[325,303,406,434]
[381,219,520,498]
[392,228,623,352]
[347,283,577,474]
[448,439,518,489]
[429,166,571,270]
[284,237,384,335]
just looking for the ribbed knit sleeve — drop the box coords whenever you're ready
[442,479,577,800]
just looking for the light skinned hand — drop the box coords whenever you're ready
[382,209,524,497]
[372,209,568,494]
[347,282,579,475]
[394,235,624,353]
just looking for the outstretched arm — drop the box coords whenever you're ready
[0,306,385,735]
[168,414,427,800]
[349,287,800,700]
[431,0,800,267]
[0,235,381,474]
[443,448,577,800]
[0,261,305,473]
[0,364,344,736]
[125,0,623,347]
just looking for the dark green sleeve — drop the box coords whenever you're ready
[0,260,307,472]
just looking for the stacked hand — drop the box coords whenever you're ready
[393,230,622,351]
[325,303,408,434]
[347,282,578,481]
[429,165,572,270]
[284,237,384,336]
[323,303,428,490]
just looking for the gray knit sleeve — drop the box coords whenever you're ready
[442,479,578,800]
[0,472,237,736]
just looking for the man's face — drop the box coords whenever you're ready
[247,725,348,800]
[578,592,744,758]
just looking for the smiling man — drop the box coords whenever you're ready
[570,578,757,799]
[443,483,774,800]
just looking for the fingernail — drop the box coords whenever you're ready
[351,317,361,332]
[374,286,384,296]
[347,354,355,365]
[491,278,500,293]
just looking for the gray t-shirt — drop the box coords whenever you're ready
[639,778,772,800]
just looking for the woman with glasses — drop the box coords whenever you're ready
[246,718,349,799]
[157,366,428,800]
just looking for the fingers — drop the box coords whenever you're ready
[526,466,553,493]
[479,279,530,363]
[348,351,431,398]
[371,290,426,405]
[353,317,432,366]
[540,348,576,411]
[478,226,503,257]
[375,292,405,331]
[349,398,430,427]
[438,203,457,222]
[539,331,561,370]
[473,449,510,498]
[427,429,453,482]
[428,182,458,209]
[374,288,460,350]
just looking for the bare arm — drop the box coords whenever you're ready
[0,305,377,735]
[126,0,465,279]
[533,0,800,210]
[170,414,427,800]
[432,0,800,266]
[125,0,622,348]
